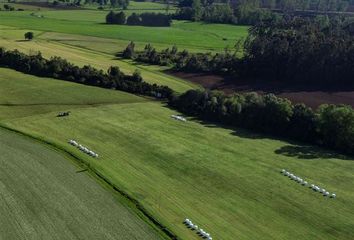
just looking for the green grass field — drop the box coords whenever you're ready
[0,10,248,52]
[0,67,147,119]
[1,0,176,11]
[0,128,164,240]
[1,67,354,240]
[0,6,248,93]
[0,25,198,93]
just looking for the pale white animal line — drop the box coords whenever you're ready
[171,115,187,122]
[68,140,99,158]
[281,169,336,198]
[183,219,212,240]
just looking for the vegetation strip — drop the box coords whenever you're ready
[0,124,178,240]
[0,48,352,156]
[170,89,354,155]
[0,48,173,99]
[0,127,164,240]
[281,169,336,198]
[0,68,352,239]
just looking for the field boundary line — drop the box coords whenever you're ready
[0,124,179,240]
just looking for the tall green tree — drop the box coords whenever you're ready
[106,10,117,23]
[110,0,117,7]
[192,0,202,21]
[24,32,34,41]
[116,11,126,24]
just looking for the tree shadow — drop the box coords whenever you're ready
[163,104,267,140]
[275,145,351,160]
[161,104,352,159]
[230,128,267,139]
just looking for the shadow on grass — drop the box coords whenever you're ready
[164,105,268,140]
[111,56,156,67]
[275,145,350,160]
[162,103,352,160]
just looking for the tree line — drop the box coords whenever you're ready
[123,15,354,86]
[1,4,15,11]
[122,42,239,75]
[84,0,129,9]
[169,89,354,155]
[173,2,239,24]
[0,47,353,156]
[174,0,354,25]
[177,0,354,12]
[0,48,173,99]
[174,0,281,25]
[106,11,172,26]
[257,0,352,12]
[242,15,354,84]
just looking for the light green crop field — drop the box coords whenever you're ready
[0,127,164,240]
[1,67,354,240]
[0,0,173,9]
[0,10,249,52]
[0,2,51,10]
[127,1,175,10]
[0,25,198,93]
[0,67,147,119]
[84,0,175,10]
[0,6,248,93]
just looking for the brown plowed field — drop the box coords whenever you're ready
[170,71,354,109]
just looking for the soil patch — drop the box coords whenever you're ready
[168,70,354,109]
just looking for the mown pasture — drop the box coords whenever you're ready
[0,67,147,119]
[0,127,164,240]
[1,67,354,240]
[0,7,247,93]
[0,10,249,52]
[0,25,198,93]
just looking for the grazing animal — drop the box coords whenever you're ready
[57,111,71,117]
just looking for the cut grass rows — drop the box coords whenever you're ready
[0,67,147,119]
[0,27,198,93]
[0,11,249,52]
[0,127,164,240]
[1,68,353,240]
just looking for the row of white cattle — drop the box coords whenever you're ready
[68,139,99,158]
[281,169,336,198]
[171,115,187,122]
[184,219,212,240]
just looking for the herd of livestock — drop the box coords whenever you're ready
[184,218,212,240]
[68,139,99,158]
[281,169,336,198]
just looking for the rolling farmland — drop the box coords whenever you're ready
[0,127,164,240]
[0,68,353,240]
[0,10,248,52]
[0,2,354,240]
[0,25,199,93]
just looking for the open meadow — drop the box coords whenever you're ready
[0,122,164,240]
[0,9,248,52]
[0,25,198,93]
[1,3,354,240]
[0,67,353,240]
[0,5,247,93]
